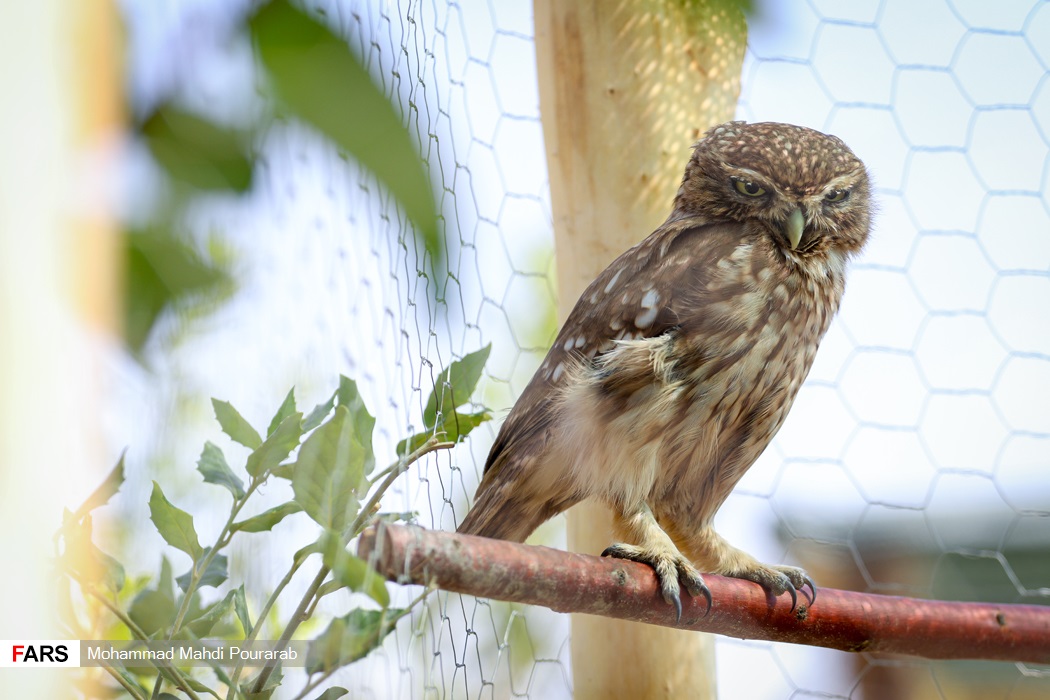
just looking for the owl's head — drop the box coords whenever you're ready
[674,121,871,264]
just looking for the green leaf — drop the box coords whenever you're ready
[73,452,126,518]
[293,540,323,568]
[302,391,336,432]
[233,585,252,635]
[93,546,127,593]
[212,398,263,450]
[452,409,491,440]
[270,462,295,480]
[231,502,303,533]
[395,432,428,459]
[197,441,246,499]
[423,346,491,427]
[305,608,402,675]
[242,664,282,700]
[176,551,229,592]
[336,377,375,476]
[158,556,174,601]
[129,589,177,636]
[319,530,389,607]
[140,105,253,192]
[246,412,304,477]
[185,590,236,637]
[124,228,231,354]
[292,406,365,531]
[316,580,344,599]
[314,688,349,700]
[444,410,491,443]
[250,0,441,276]
[267,388,297,437]
[60,515,127,592]
[184,678,223,700]
[396,410,491,456]
[243,689,277,700]
[148,482,204,561]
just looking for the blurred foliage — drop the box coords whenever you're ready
[250,1,440,267]
[140,109,254,193]
[126,0,441,355]
[56,350,491,698]
[124,228,233,352]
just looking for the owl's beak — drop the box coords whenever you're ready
[785,207,805,250]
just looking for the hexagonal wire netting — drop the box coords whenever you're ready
[120,0,1050,698]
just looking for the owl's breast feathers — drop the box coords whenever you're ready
[476,219,845,510]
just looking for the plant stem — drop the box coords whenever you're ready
[154,478,261,700]
[249,438,453,694]
[168,479,261,638]
[352,440,454,536]
[289,588,431,700]
[76,581,202,700]
[224,551,311,700]
[249,564,329,694]
[100,662,149,700]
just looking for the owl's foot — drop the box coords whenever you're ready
[601,542,712,621]
[726,563,816,610]
[680,529,817,611]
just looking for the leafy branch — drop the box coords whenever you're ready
[55,346,491,699]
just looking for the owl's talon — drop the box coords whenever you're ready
[784,577,798,611]
[683,576,713,616]
[727,562,815,611]
[601,542,707,621]
[667,589,683,623]
[803,575,818,605]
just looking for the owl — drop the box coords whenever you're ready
[458,121,872,619]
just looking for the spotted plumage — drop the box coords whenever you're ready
[458,121,872,617]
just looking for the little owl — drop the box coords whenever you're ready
[458,121,872,619]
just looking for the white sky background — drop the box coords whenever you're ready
[105,0,1050,698]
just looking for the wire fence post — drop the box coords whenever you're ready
[533,1,748,696]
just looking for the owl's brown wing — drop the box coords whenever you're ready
[483,219,747,479]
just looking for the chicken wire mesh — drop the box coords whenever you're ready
[113,0,1050,698]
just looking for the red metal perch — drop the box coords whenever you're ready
[357,523,1050,664]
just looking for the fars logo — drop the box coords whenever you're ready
[0,640,79,667]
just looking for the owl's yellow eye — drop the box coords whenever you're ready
[732,178,766,197]
[824,188,850,203]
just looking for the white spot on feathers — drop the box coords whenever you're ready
[551,362,566,383]
[635,306,658,329]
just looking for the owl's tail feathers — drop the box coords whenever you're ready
[456,481,574,544]
[456,483,540,543]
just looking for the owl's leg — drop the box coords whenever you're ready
[678,527,816,609]
[600,503,712,621]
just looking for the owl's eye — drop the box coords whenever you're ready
[732,178,766,197]
[824,188,850,203]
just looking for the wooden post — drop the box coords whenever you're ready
[532,1,746,696]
